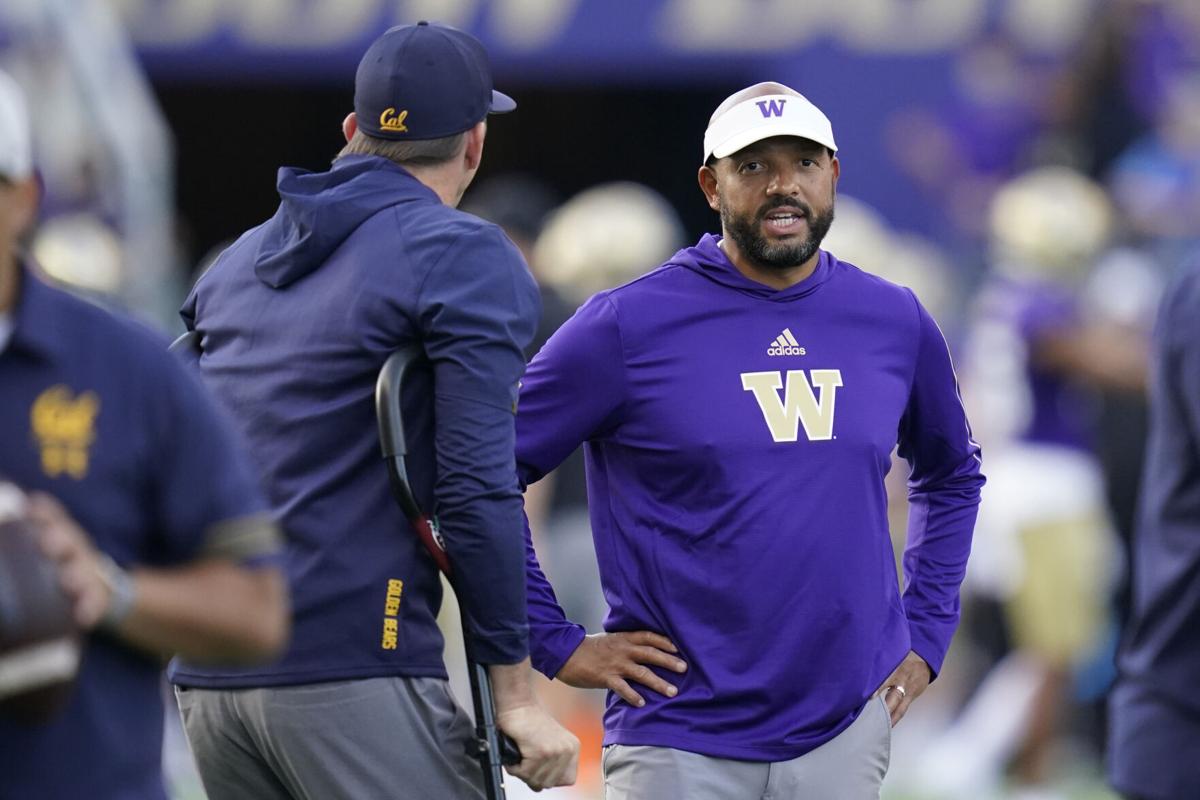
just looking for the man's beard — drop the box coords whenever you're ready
[721,196,835,272]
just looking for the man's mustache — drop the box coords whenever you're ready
[757,197,814,221]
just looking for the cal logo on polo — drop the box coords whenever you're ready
[379,107,409,133]
[741,369,842,442]
[756,99,787,118]
[30,385,101,479]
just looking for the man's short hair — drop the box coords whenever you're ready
[338,128,466,168]
[703,144,834,170]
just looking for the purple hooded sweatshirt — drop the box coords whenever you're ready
[515,234,983,761]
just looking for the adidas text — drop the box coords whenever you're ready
[767,328,806,356]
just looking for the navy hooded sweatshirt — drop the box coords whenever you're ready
[170,154,539,687]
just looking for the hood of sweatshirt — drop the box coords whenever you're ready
[669,233,833,302]
[252,155,439,289]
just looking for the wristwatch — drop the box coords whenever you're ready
[95,553,137,631]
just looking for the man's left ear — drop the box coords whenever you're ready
[464,121,486,171]
[697,164,721,212]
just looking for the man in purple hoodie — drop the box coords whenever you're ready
[515,82,984,798]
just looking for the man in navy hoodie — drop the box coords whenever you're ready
[170,22,578,798]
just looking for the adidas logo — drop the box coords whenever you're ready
[767,328,806,356]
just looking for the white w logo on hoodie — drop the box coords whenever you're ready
[740,369,843,442]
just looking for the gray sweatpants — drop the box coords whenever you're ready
[175,676,485,800]
[604,695,892,800]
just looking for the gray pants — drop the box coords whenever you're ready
[175,676,485,800]
[604,695,891,800]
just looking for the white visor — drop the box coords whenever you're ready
[703,93,837,162]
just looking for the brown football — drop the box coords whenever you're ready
[0,495,82,723]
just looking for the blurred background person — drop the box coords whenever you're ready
[914,167,1144,800]
[1107,257,1200,800]
[0,67,288,800]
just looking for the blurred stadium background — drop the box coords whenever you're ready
[3,1,1197,798]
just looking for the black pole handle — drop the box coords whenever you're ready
[376,348,452,575]
[375,347,523,799]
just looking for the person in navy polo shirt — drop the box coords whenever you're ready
[514,82,985,799]
[0,69,288,800]
[1108,259,1200,800]
[170,22,578,798]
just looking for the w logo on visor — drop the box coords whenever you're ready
[755,99,787,118]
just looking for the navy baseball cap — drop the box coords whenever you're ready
[354,21,515,141]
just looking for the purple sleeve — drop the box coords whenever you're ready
[520,516,587,678]
[896,292,985,676]
[514,294,626,677]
